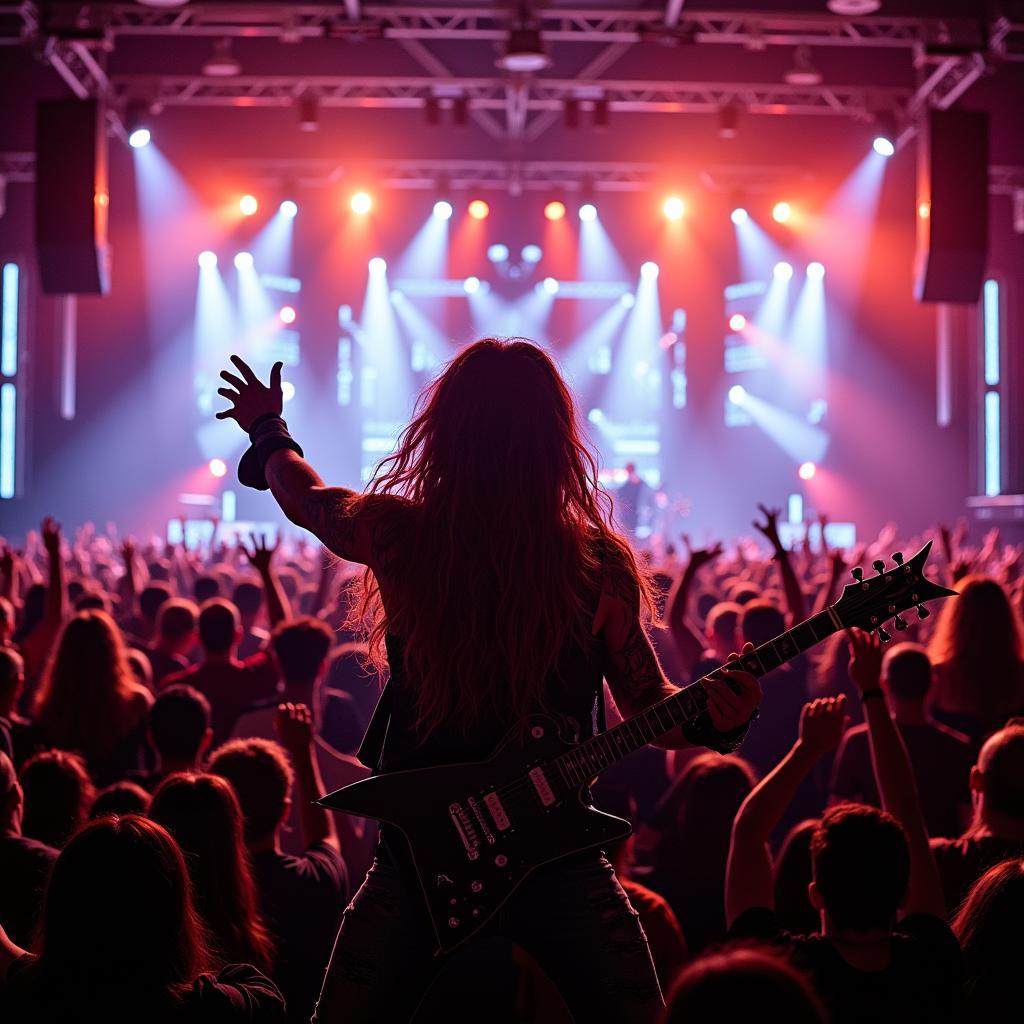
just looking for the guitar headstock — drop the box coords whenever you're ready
[832,541,957,641]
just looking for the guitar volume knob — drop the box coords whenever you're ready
[471,880,483,892]
[448,917,460,929]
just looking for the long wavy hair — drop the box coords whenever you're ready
[355,338,650,737]
[149,772,274,973]
[25,815,215,1009]
[33,611,143,760]
[953,858,1024,1015]
[929,574,1024,720]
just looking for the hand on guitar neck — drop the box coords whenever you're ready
[704,644,762,733]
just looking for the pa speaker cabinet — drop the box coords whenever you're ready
[914,108,988,304]
[35,98,111,295]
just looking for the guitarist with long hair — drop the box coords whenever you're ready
[217,339,762,1022]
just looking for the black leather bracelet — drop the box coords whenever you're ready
[248,411,283,438]
[861,688,886,702]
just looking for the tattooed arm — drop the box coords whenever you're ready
[264,450,380,567]
[596,561,761,751]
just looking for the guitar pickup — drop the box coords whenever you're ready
[528,767,555,807]
[448,802,480,860]
[483,792,511,831]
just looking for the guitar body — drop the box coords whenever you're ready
[321,713,631,955]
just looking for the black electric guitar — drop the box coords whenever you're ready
[321,542,955,955]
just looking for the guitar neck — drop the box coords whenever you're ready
[554,607,841,781]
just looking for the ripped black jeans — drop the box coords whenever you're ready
[312,852,664,1023]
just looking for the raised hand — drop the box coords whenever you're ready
[41,517,62,555]
[682,534,723,572]
[798,696,848,756]
[242,532,279,573]
[275,701,314,752]
[120,538,136,563]
[705,643,762,733]
[846,627,883,694]
[752,504,783,551]
[216,355,283,432]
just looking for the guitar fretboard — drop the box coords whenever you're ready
[552,608,838,787]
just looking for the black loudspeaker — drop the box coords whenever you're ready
[35,98,111,295]
[914,108,988,304]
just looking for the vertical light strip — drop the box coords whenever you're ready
[0,382,15,498]
[935,303,952,427]
[60,295,77,420]
[221,490,237,522]
[984,391,1001,497]
[983,279,1000,386]
[1,263,18,377]
[788,493,803,525]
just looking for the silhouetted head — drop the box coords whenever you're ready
[882,642,932,702]
[149,684,212,765]
[209,737,294,844]
[139,583,172,624]
[971,722,1024,825]
[197,598,240,655]
[89,781,152,819]
[20,749,96,848]
[810,803,910,931]
[665,948,826,1024]
[741,600,786,648]
[271,615,333,686]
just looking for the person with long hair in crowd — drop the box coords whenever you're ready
[928,574,1024,741]
[32,610,152,786]
[148,772,275,975]
[214,342,761,1022]
[0,814,284,1022]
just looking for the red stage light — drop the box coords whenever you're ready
[239,194,258,216]
[798,461,817,481]
[209,458,228,478]
[729,313,746,331]
[663,196,685,220]
[468,199,490,220]
[772,201,792,224]
[279,306,296,325]
[544,200,566,221]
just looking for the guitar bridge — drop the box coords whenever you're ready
[448,802,480,861]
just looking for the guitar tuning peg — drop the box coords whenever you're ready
[872,559,886,573]
[851,567,864,582]
[892,552,904,565]
[893,615,908,631]
[916,604,930,620]
[877,626,892,643]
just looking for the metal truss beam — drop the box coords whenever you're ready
[26,3,945,49]
[111,74,910,120]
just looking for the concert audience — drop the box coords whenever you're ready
[149,772,276,974]
[0,509,1022,1021]
[829,642,973,837]
[210,704,347,1024]
[0,815,285,1022]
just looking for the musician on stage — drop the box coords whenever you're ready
[216,340,761,1023]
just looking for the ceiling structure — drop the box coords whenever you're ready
[2,2,1022,188]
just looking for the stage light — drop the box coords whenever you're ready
[773,261,793,281]
[197,250,218,269]
[772,201,792,224]
[579,202,597,222]
[487,243,510,263]
[806,261,825,280]
[729,313,747,331]
[873,135,895,158]
[542,277,559,295]
[209,458,227,478]
[468,199,490,220]
[279,305,296,324]
[433,200,453,220]
[239,194,258,216]
[368,257,387,274]
[464,276,481,294]
[918,201,930,220]
[798,461,817,481]
[281,381,295,402]
[128,127,151,149]
[279,200,298,218]
[663,196,685,221]
[731,207,748,225]
[389,289,404,304]
[728,385,747,404]
[640,261,660,280]
[350,191,373,215]
[544,200,566,221]
[234,251,253,270]
[620,293,636,309]
[521,243,542,264]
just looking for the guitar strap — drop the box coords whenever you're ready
[356,679,393,771]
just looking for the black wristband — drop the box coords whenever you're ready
[248,412,283,438]
[237,423,304,491]
[861,688,886,702]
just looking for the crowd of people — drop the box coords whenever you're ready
[0,509,1022,1021]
